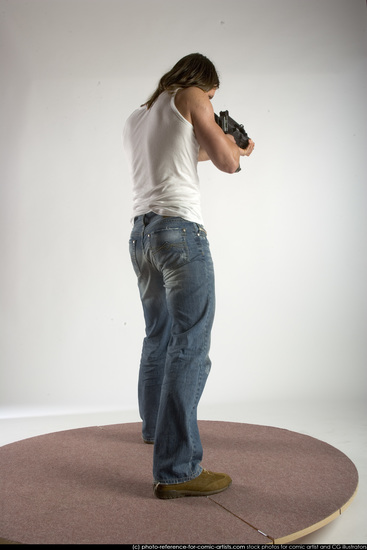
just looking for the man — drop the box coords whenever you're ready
[123,53,255,499]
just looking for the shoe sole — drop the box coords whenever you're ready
[154,480,232,499]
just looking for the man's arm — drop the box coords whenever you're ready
[175,87,243,173]
[198,146,211,162]
[199,136,255,163]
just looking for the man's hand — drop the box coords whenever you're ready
[227,134,255,158]
[240,138,255,157]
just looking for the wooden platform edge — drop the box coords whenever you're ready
[273,483,359,544]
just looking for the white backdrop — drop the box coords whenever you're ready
[1,0,366,418]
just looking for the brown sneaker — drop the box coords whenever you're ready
[153,468,232,499]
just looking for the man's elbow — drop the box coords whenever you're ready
[228,160,240,174]
[221,157,240,174]
[210,148,240,173]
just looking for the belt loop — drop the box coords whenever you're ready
[143,211,155,227]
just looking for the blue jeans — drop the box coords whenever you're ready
[129,212,215,483]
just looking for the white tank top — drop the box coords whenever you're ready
[123,91,203,224]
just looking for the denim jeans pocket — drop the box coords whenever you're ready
[147,227,189,272]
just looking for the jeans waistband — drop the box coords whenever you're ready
[134,212,171,226]
[133,212,206,235]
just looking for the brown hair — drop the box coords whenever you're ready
[142,53,220,109]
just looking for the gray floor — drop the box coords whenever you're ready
[1,397,366,544]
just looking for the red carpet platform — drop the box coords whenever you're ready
[0,420,358,544]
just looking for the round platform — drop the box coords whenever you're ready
[0,420,358,544]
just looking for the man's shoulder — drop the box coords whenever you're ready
[177,86,207,102]
[175,87,212,119]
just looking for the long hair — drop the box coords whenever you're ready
[143,53,220,109]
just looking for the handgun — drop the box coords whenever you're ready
[215,110,250,150]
